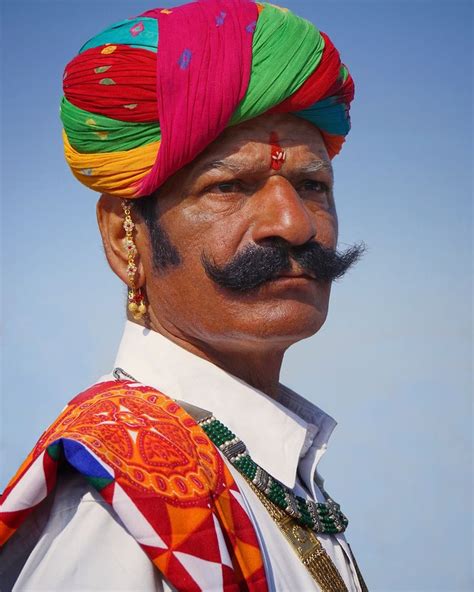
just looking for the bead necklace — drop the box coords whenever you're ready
[199,415,349,536]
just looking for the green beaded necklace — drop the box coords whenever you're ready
[199,415,349,536]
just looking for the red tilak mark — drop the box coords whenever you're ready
[269,132,286,170]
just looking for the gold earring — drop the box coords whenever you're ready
[122,200,147,320]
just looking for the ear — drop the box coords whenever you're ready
[96,194,146,288]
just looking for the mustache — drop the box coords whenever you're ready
[202,239,366,293]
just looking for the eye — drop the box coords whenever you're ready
[208,180,246,194]
[299,180,329,193]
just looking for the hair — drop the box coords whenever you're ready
[132,194,182,270]
[202,239,365,292]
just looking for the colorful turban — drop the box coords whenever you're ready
[61,0,355,198]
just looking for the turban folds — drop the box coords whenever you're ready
[61,1,355,198]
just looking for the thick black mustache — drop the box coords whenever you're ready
[202,240,365,293]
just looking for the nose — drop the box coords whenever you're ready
[251,176,316,246]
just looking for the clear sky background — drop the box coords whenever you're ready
[1,1,472,590]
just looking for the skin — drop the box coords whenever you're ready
[97,113,338,398]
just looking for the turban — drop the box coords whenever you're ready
[61,0,355,198]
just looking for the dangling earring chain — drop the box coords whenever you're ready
[122,200,147,321]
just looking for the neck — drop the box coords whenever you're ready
[196,342,285,398]
[140,315,285,397]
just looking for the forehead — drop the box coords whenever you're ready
[190,113,330,174]
[203,114,328,161]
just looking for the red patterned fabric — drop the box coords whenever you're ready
[0,381,268,591]
[65,46,158,122]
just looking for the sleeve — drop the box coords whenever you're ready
[2,471,173,592]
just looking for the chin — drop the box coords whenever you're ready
[237,299,329,344]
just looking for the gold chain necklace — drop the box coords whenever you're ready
[248,480,350,591]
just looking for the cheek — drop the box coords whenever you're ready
[176,207,250,268]
[313,209,338,247]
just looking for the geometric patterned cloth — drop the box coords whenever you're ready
[0,380,268,591]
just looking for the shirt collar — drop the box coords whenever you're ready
[112,321,336,490]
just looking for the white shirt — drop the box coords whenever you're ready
[2,322,364,591]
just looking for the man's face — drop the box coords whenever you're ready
[136,114,339,353]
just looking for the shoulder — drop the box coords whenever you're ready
[1,379,222,540]
[2,380,186,499]
[36,378,200,457]
[34,379,223,499]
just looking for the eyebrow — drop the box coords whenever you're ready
[299,160,334,177]
[195,158,334,178]
[196,159,244,175]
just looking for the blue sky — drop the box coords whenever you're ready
[1,1,472,590]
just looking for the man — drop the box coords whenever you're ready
[0,1,366,590]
